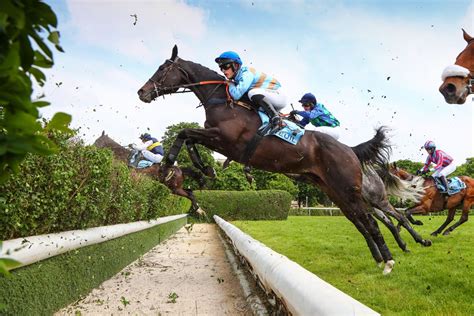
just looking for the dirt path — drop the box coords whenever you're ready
[57,224,251,315]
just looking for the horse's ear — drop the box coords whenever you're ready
[393,161,397,169]
[171,45,178,61]
[462,28,472,43]
[101,130,105,136]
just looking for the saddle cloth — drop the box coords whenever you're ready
[129,150,154,169]
[257,111,305,145]
[435,176,466,195]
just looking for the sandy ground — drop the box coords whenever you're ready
[56,224,251,315]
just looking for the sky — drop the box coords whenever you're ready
[39,0,473,166]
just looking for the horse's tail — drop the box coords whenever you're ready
[375,167,424,203]
[351,126,391,170]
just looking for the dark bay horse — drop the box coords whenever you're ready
[93,131,204,215]
[137,46,401,273]
[390,163,474,236]
[439,29,474,104]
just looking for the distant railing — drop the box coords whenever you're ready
[290,207,451,216]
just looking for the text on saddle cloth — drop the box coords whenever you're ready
[257,111,305,145]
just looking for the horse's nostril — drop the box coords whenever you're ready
[137,89,143,96]
[445,84,456,94]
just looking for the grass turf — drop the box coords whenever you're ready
[233,216,474,315]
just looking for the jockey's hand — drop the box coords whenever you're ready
[128,143,134,149]
[289,110,298,116]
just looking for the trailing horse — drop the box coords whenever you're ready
[137,46,402,273]
[439,29,474,104]
[93,131,205,215]
[390,163,474,236]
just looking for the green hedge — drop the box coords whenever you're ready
[195,190,291,221]
[0,216,186,316]
[0,143,189,240]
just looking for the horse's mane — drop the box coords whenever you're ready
[183,59,225,80]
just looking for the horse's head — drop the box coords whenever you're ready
[439,29,474,104]
[389,162,413,181]
[137,45,184,103]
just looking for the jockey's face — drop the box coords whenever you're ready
[426,148,434,154]
[220,63,237,79]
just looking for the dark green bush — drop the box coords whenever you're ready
[0,143,189,240]
[195,190,291,221]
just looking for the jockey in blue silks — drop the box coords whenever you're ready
[131,133,164,164]
[215,51,287,130]
[290,93,341,140]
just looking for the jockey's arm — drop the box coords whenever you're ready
[228,70,254,100]
[132,140,153,151]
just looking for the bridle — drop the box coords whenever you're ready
[145,57,230,106]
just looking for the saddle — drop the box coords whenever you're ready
[434,177,466,195]
[128,150,154,169]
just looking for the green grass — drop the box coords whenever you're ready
[233,216,474,315]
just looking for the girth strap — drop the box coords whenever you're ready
[240,124,272,165]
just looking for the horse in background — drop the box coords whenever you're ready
[137,45,406,274]
[93,131,205,215]
[439,29,474,104]
[390,163,474,236]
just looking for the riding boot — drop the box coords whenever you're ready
[439,175,449,193]
[250,94,283,130]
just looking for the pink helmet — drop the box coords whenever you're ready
[423,140,436,150]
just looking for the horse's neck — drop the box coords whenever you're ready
[180,60,227,103]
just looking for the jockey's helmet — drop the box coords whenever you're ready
[424,140,436,150]
[298,93,317,107]
[215,51,242,67]
[140,133,152,141]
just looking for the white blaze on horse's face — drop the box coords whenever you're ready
[439,29,474,105]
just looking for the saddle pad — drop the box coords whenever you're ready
[447,177,467,194]
[137,160,154,169]
[258,111,305,145]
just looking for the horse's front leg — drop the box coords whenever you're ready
[185,140,216,178]
[165,127,221,166]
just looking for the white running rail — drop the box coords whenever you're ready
[1,214,187,270]
[214,215,380,316]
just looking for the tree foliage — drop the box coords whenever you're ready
[0,0,71,183]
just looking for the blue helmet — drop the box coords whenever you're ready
[298,93,317,106]
[215,51,242,66]
[424,140,436,150]
[140,133,151,141]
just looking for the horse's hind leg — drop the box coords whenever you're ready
[378,201,432,247]
[373,209,408,252]
[442,207,469,235]
[430,208,456,236]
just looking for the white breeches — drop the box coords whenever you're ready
[248,88,287,111]
[432,163,456,178]
[142,150,163,163]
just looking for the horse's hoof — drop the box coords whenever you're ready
[414,221,423,226]
[383,260,395,275]
[205,166,216,178]
[422,240,432,247]
[403,249,411,253]
[430,232,438,237]
[195,207,207,217]
[442,231,451,236]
